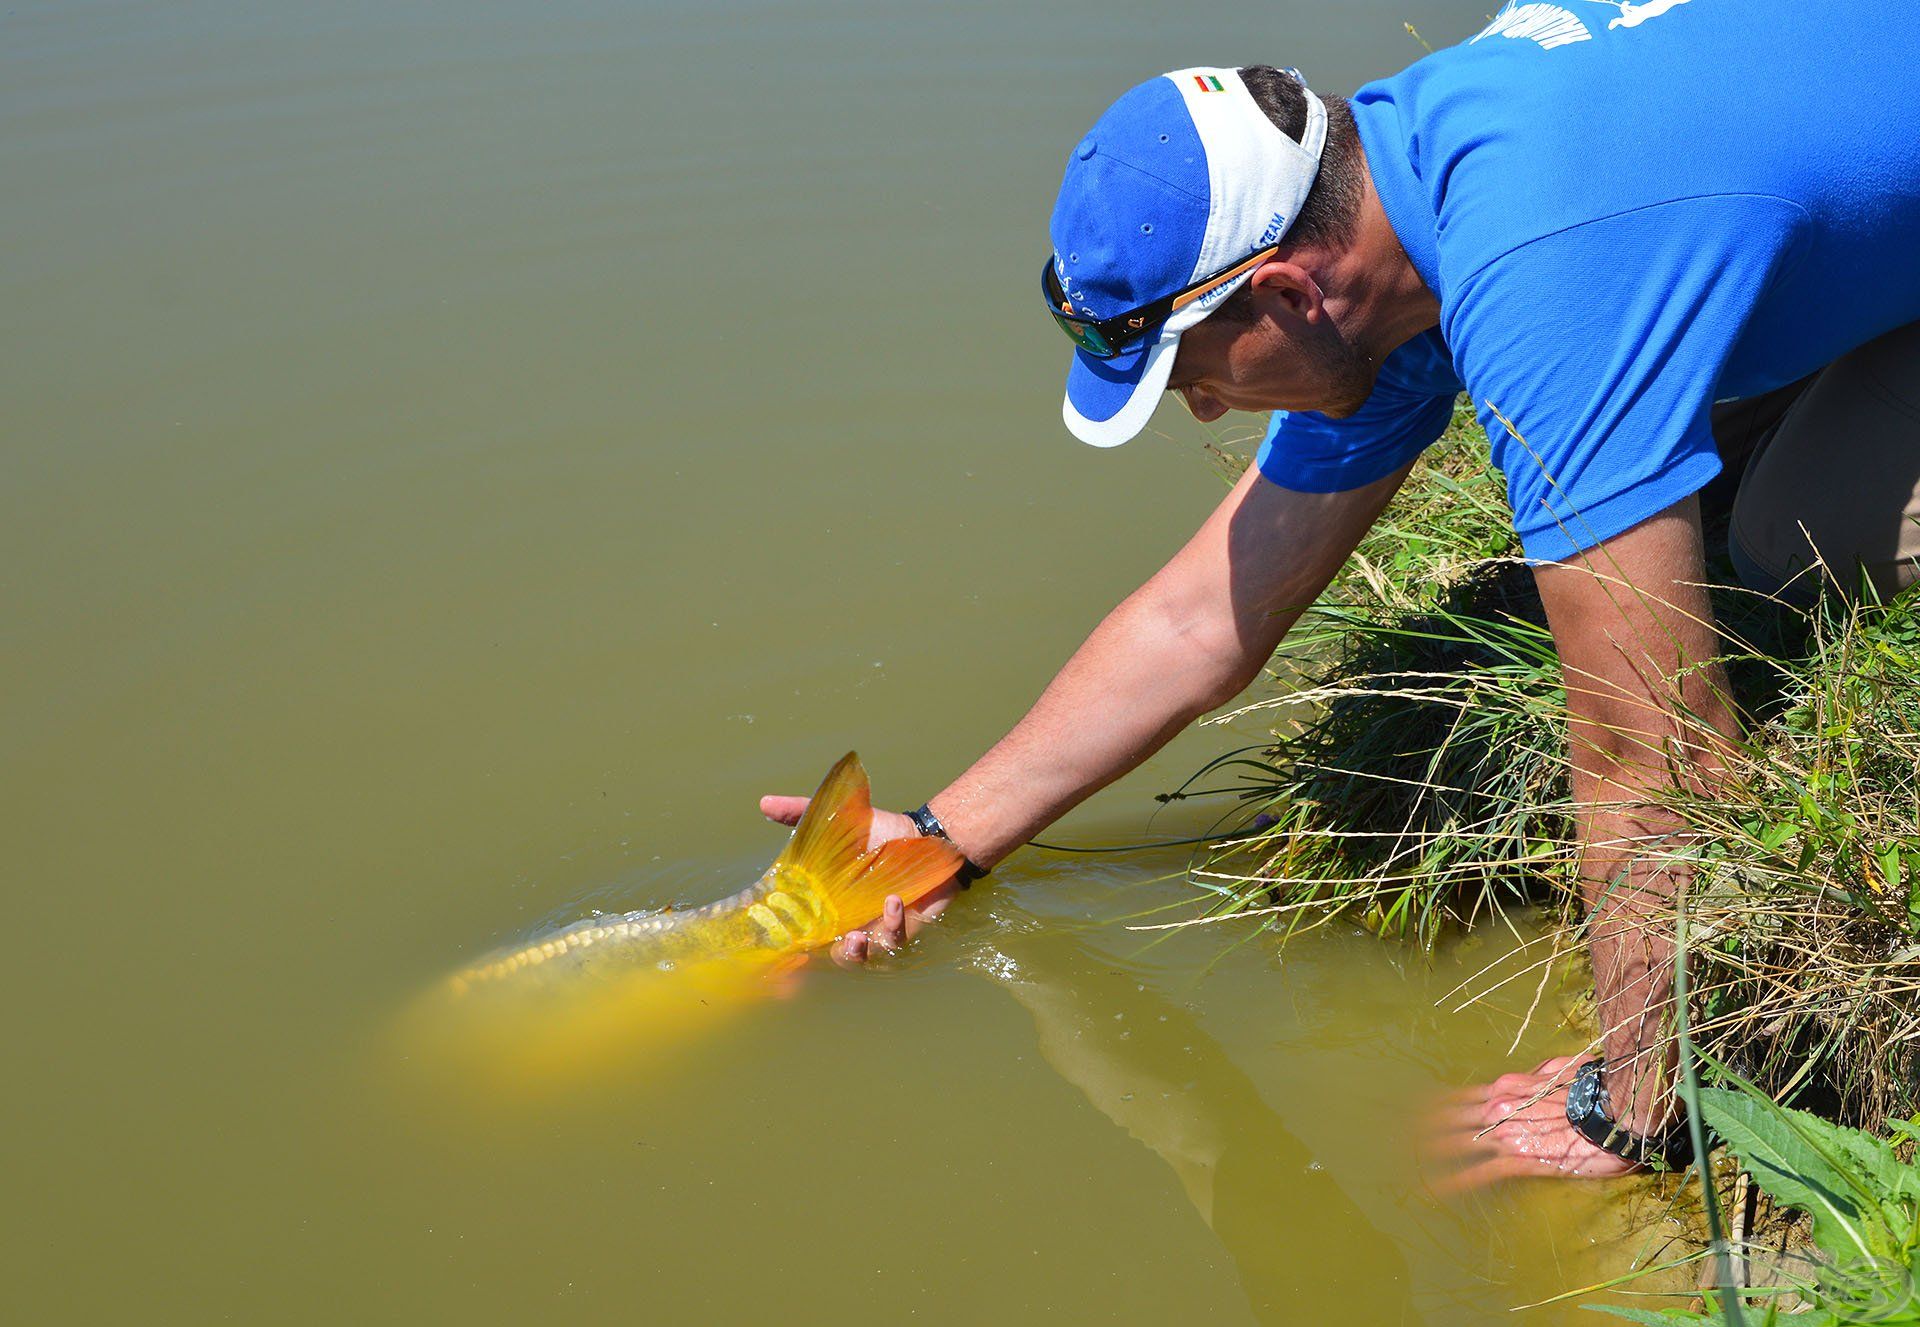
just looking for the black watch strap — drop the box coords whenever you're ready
[907,804,988,888]
[1564,1058,1696,1170]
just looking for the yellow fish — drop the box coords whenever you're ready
[405,753,958,1091]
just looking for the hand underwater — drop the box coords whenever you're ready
[1424,1055,1648,1192]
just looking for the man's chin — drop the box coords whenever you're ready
[1309,389,1371,422]
[1314,359,1380,420]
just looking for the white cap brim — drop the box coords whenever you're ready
[1062,332,1182,447]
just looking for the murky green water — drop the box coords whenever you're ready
[6,2,1678,1321]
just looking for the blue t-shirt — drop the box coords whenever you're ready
[1254,0,1920,561]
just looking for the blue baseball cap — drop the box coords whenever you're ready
[1048,66,1327,446]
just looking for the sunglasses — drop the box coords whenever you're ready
[1040,245,1279,359]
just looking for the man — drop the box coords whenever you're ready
[764,1,1920,1183]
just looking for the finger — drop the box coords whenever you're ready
[910,881,960,923]
[1429,1152,1540,1197]
[1420,1127,1503,1165]
[760,795,810,826]
[831,930,869,968]
[876,896,906,951]
[1435,1101,1502,1129]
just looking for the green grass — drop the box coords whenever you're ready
[1184,407,1575,945]
[1186,401,1920,1136]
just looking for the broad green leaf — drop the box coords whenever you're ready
[1760,1312,1840,1327]
[1583,1306,1714,1324]
[1696,1089,1889,1263]
[1825,1126,1915,1208]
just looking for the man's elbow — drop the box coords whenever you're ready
[1197,641,1269,711]
[1127,566,1287,716]
[1155,606,1272,714]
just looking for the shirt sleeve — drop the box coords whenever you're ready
[1254,329,1460,493]
[1446,195,1809,563]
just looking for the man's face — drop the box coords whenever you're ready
[1165,288,1376,424]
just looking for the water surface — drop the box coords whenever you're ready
[5,2,1673,1320]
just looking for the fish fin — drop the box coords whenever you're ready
[830,835,964,931]
[765,952,811,999]
[773,752,964,933]
[771,751,873,887]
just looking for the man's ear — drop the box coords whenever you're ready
[1247,259,1325,321]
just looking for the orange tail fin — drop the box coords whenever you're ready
[774,753,964,935]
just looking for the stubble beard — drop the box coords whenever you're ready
[1309,326,1380,420]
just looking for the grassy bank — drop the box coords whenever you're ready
[1187,402,1920,1138]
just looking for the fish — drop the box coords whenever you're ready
[403,752,960,1090]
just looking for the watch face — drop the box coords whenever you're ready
[1564,1059,1609,1127]
[1565,1059,1635,1158]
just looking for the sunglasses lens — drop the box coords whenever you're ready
[1041,260,1121,359]
[1050,312,1113,357]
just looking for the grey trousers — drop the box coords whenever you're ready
[1714,321,1920,604]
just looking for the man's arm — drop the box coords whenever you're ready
[761,461,1413,957]
[1444,493,1738,1185]
[1542,493,1735,1127]
[923,462,1410,867]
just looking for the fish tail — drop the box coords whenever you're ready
[776,752,963,934]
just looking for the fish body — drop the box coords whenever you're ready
[409,753,960,1086]
[447,867,844,997]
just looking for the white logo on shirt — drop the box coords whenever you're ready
[1472,0,1695,50]
[1581,0,1694,29]
[1471,4,1592,50]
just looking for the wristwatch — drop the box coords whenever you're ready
[1564,1058,1696,1170]
[906,804,989,888]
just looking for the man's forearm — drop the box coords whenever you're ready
[916,464,1412,871]
[1578,800,1687,1132]
[925,580,1277,867]
[1539,496,1742,1138]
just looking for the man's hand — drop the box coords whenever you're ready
[756,794,960,966]
[1426,1055,1646,1192]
